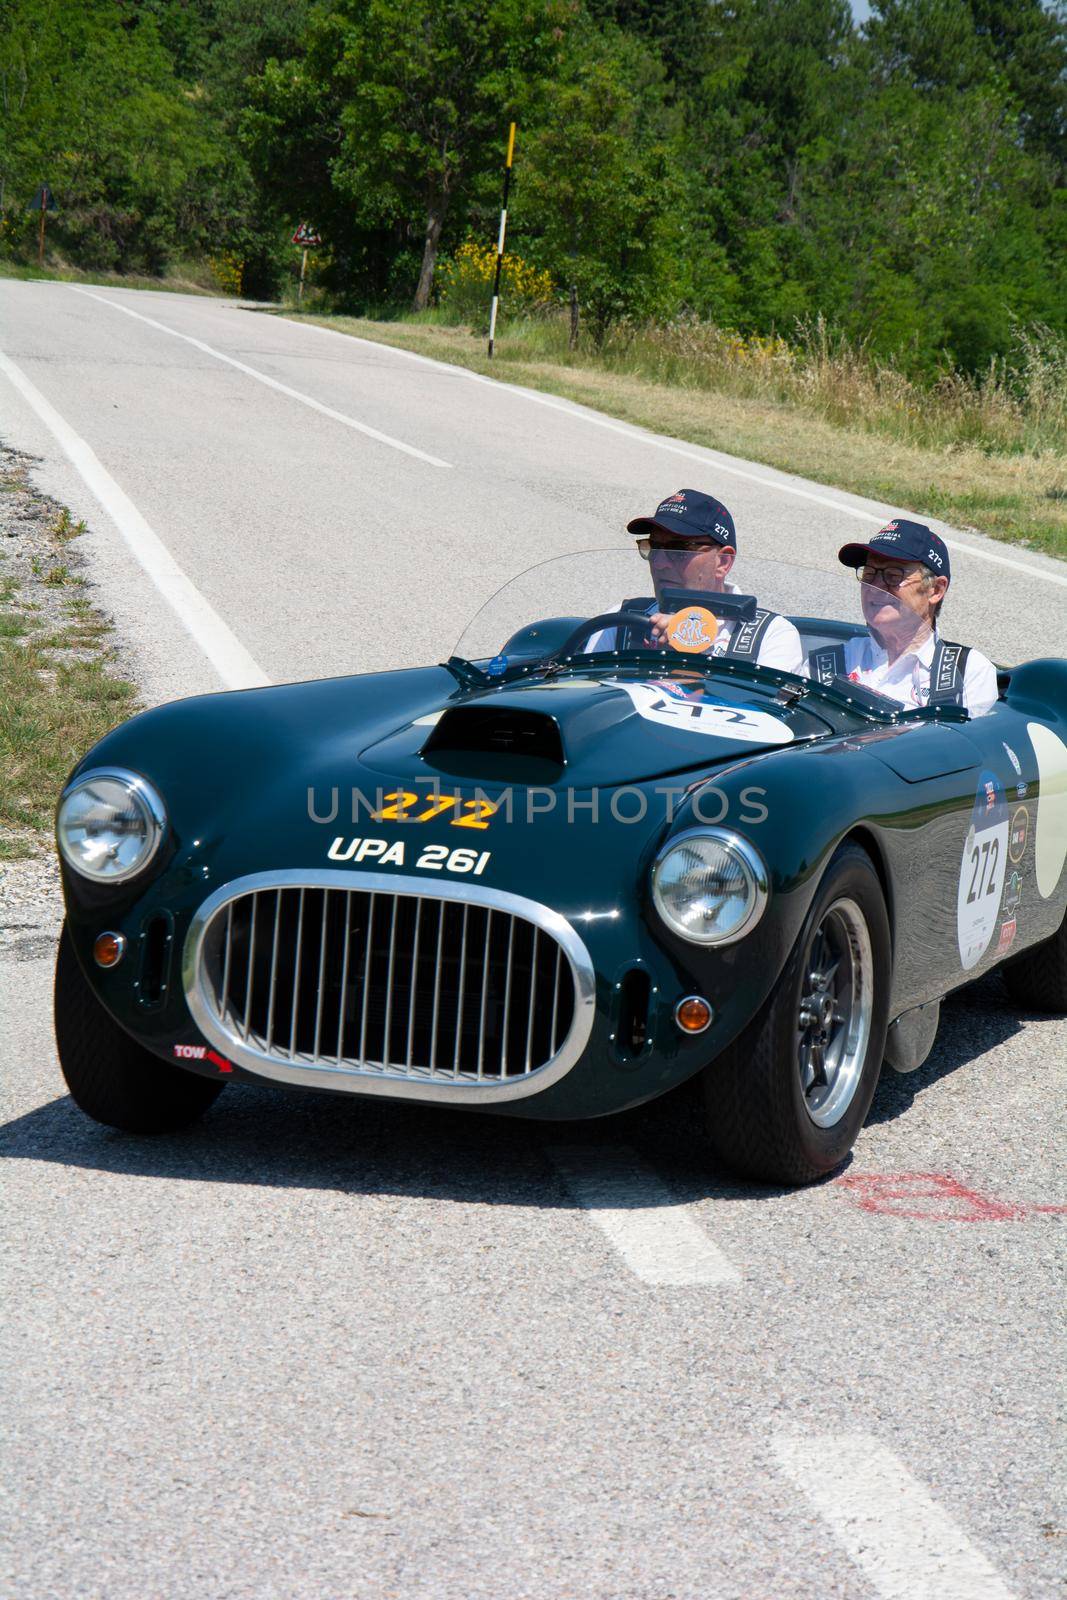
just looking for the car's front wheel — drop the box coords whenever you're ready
[54,922,224,1133]
[703,842,891,1185]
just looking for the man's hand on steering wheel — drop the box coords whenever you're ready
[647,612,673,648]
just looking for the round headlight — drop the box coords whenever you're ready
[56,769,166,884]
[651,828,769,946]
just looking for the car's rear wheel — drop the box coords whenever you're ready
[703,842,891,1185]
[1000,909,1067,1012]
[54,922,224,1133]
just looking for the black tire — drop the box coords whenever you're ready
[703,842,891,1186]
[1001,910,1067,1013]
[54,922,224,1133]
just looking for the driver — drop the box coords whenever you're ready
[587,489,805,674]
[812,520,998,714]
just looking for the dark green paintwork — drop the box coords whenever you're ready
[58,648,1067,1119]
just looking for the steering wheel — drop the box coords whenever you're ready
[549,610,661,662]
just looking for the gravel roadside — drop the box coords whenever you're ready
[0,439,140,959]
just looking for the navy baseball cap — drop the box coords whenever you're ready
[626,489,737,550]
[838,518,950,581]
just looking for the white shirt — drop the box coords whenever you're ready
[838,628,999,715]
[586,583,806,675]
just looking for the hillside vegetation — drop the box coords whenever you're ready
[2,0,1064,551]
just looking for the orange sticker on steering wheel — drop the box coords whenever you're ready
[666,606,719,654]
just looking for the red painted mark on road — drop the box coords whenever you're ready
[836,1171,1065,1222]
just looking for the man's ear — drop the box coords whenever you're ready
[932,575,949,602]
[718,546,736,576]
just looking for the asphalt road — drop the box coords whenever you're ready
[1,281,1065,1600]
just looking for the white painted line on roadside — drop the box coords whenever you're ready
[288,316,1067,587]
[68,287,452,470]
[0,347,270,691]
[771,1432,1016,1600]
[546,1145,740,1286]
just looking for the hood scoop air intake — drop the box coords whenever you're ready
[422,706,565,777]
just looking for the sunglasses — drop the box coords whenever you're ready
[856,564,927,591]
[637,537,720,560]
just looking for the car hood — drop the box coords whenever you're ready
[66,665,835,901]
[359,674,830,787]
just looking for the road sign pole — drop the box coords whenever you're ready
[487,122,516,359]
[38,200,46,269]
[298,248,308,302]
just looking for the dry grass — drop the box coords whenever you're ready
[286,312,1066,560]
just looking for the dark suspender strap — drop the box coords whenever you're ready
[808,643,847,687]
[928,639,969,706]
[725,607,776,659]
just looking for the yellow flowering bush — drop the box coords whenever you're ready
[437,240,553,325]
[209,253,244,295]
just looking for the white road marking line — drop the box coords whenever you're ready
[546,1145,740,1286]
[0,347,270,691]
[68,287,452,470]
[289,316,1067,587]
[771,1432,1016,1600]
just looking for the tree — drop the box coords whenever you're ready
[866,0,1067,169]
[516,20,675,344]
[245,0,570,311]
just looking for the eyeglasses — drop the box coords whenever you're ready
[856,564,926,591]
[637,538,719,561]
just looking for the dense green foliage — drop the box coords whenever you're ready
[1,0,1064,375]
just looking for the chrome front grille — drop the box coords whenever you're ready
[183,871,596,1102]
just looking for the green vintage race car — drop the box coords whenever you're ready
[53,551,1067,1184]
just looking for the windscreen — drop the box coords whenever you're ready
[454,549,861,665]
[451,547,987,718]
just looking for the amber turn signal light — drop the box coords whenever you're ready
[674,995,713,1034]
[93,931,126,968]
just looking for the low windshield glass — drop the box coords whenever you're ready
[455,551,857,657]
[452,549,978,718]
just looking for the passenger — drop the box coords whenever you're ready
[814,520,998,714]
[589,489,805,673]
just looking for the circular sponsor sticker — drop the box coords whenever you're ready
[957,770,1009,970]
[666,606,718,654]
[1008,805,1029,864]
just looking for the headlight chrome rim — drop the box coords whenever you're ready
[56,767,167,885]
[651,827,769,947]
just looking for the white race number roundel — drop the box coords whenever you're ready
[610,680,793,745]
[957,771,1009,970]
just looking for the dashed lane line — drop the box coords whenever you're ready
[771,1431,1016,1600]
[546,1145,741,1286]
[0,347,270,692]
[68,288,453,470]
[287,314,1067,587]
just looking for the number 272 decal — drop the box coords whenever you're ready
[374,792,498,829]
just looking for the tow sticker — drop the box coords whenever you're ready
[609,681,793,744]
[957,770,1009,969]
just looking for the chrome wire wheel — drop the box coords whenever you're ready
[796,896,874,1128]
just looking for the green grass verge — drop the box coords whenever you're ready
[279,312,1066,561]
[0,484,139,860]
[0,259,222,296]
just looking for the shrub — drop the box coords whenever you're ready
[437,240,553,329]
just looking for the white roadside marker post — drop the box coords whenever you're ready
[487,122,516,359]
